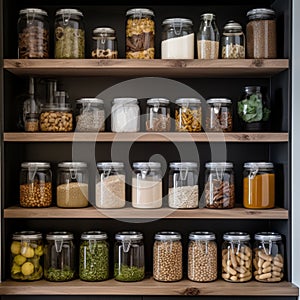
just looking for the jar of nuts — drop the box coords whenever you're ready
[222,232,252,283]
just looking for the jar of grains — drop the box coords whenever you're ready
[10,231,44,281]
[153,231,182,282]
[56,162,89,208]
[253,232,284,282]
[168,162,199,209]
[246,8,277,59]
[221,232,252,283]
[25,113,39,132]
[161,18,194,59]
[96,162,126,209]
[19,162,52,208]
[17,8,49,59]
[204,162,235,209]
[79,231,109,282]
[188,231,217,282]
[126,8,155,59]
[197,13,220,59]
[114,231,145,282]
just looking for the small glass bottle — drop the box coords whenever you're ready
[25,113,39,132]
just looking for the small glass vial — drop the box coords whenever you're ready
[188,231,217,282]
[221,20,245,59]
[20,162,52,207]
[205,98,233,132]
[161,18,194,59]
[243,162,275,209]
[25,113,39,132]
[10,231,43,281]
[197,13,220,59]
[146,98,171,132]
[204,162,235,209]
[126,8,155,59]
[168,162,199,209]
[44,231,75,282]
[56,162,89,208]
[114,231,145,282]
[132,162,162,209]
[91,27,118,59]
[96,162,126,209]
[153,231,182,282]
[253,232,284,282]
[175,98,202,132]
[221,232,252,282]
[79,231,109,282]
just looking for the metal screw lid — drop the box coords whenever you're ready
[189,231,216,241]
[58,162,88,169]
[155,231,181,241]
[244,162,274,169]
[81,231,107,240]
[126,8,154,17]
[223,20,242,30]
[46,231,74,240]
[19,8,48,16]
[162,18,193,26]
[205,162,234,169]
[13,231,42,240]
[254,232,282,242]
[223,231,250,241]
[115,231,143,240]
[56,8,83,17]
[206,98,232,104]
[21,162,51,169]
[97,162,125,170]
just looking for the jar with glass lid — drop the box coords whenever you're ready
[168,162,199,209]
[114,231,145,282]
[10,231,44,281]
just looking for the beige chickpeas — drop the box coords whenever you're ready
[20,182,52,207]
[40,111,73,132]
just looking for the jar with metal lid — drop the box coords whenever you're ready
[246,8,277,59]
[188,231,217,282]
[44,231,75,281]
[54,8,85,58]
[126,8,155,59]
[79,231,109,281]
[221,20,245,59]
[18,8,49,59]
[153,231,182,282]
[75,98,105,132]
[10,231,43,281]
[253,232,284,282]
[168,162,199,209]
[205,98,233,132]
[19,162,52,208]
[114,231,145,282]
[221,232,252,282]
[111,98,140,132]
[204,162,235,208]
[25,112,39,132]
[91,27,118,59]
[132,162,162,209]
[197,13,220,59]
[243,162,275,209]
[96,162,126,209]
[175,98,202,132]
[161,18,194,59]
[56,162,89,208]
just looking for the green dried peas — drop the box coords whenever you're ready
[114,263,145,282]
[44,267,75,281]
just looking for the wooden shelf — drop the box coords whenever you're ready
[3,59,289,78]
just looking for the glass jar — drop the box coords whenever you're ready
[204,162,235,209]
[188,231,217,282]
[246,8,277,59]
[10,231,43,281]
[175,98,202,132]
[114,231,145,282]
[54,8,85,58]
[126,8,155,59]
[79,231,109,282]
[111,98,140,132]
[75,98,105,132]
[243,162,275,209]
[25,113,39,132]
[18,8,49,59]
[153,231,182,282]
[132,162,162,209]
[253,232,284,282]
[56,162,89,208]
[146,98,171,132]
[205,98,233,132]
[161,18,194,59]
[91,27,118,59]
[96,162,126,209]
[168,162,199,209]
[221,232,252,282]
[197,13,220,59]
[44,231,75,281]
[19,162,52,208]
[221,20,245,59]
